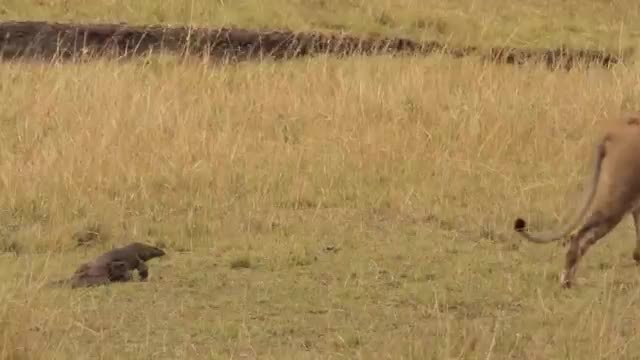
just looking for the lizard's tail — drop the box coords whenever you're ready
[44,278,72,288]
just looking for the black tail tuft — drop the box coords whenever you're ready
[514,218,527,232]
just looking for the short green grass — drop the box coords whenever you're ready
[2,1,640,359]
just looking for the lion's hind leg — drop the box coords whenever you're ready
[561,210,626,288]
[631,209,640,263]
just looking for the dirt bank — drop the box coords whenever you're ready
[0,21,625,69]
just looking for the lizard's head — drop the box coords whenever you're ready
[130,242,166,261]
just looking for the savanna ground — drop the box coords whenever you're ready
[1,1,640,359]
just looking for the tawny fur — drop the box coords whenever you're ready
[49,242,165,289]
[514,111,640,288]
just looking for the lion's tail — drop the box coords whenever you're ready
[513,139,607,244]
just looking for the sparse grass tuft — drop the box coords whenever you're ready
[230,255,252,270]
[0,239,21,255]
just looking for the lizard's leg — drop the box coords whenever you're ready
[136,261,149,281]
[108,261,133,282]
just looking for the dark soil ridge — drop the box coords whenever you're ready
[0,21,627,70]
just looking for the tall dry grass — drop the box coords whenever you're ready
[0,53,640,357]
[0,54,635,253]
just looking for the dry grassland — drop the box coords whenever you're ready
[2,1,640,359]
[1,53,640,359]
